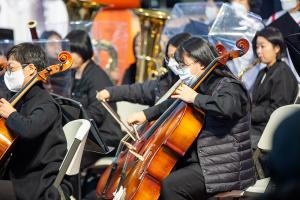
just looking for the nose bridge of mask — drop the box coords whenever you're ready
[178,66,194,84]
[167,58,180,75]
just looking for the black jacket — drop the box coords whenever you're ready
[6,83,72,200]
[144,71,256,193]
[71,60,123,147]
[107,71,178,106]
[250,61,298,148]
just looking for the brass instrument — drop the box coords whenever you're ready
[64,0,118,76]
[133,8,170,83]
[237,58,260,79]
[28,20,39,40]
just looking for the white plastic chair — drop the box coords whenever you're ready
[53,119,91,200]
[293,84,300,104]
[212,104,300,199]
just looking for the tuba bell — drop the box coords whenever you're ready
[133,8,170,83]
[64,0,118,78]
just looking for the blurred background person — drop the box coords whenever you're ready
[250,27,298,148]
[266,0,300,25]
[40,30,72,96]
[65,29,123,159]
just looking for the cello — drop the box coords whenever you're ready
[96,39,249,200]
[0,51,73,166]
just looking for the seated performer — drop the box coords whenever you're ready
[96,32,192,106]
[0,43,72,200]
[250,26,298,148]
[127,37,256,200]
[65,30,124,149]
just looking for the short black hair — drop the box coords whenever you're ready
[252,26,286,60]
[65,30,93,62]
[40,30,62,40]
[175,37,217,67]
[6,42,47,72]
[166,32,192,58]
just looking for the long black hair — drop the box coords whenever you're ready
[175,37,236,79]
[252,26,286,60]
[174,37,217,67]
[65,30,93,62]
[165,32,192,58]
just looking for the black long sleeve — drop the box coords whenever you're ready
[107,71,178,106]
[194,81,247,119]
[6,103,59,139]
[251,62,298,124]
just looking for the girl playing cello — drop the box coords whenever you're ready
[127,37,256,200]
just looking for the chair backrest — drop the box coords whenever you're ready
[258,104,300,151]
[63,119,91,175]
[53,119,91,189]
[294,84,300,104]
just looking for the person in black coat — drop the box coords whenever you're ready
[96,32,192,106]
[65,30,124,151]
[0,43,72,200]
[250,27,298,148]
[126,37,256,200]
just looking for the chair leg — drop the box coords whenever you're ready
[77,173,81,200]
[252,149,265,179]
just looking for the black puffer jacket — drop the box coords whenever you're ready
[196,77,255,193]
[144,71,256,193]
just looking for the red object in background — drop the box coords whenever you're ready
[93,0,140,9]
[92,1,141,84]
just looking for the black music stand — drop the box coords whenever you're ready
[51,93,113,155]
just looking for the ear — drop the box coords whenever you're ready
[26,64,37,76]
[200,65,205,70]
[274,45,280,55]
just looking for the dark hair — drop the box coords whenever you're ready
[252,26,286,60]
[6,42,47,72]
[175,37,218,67]
[166,32,192,58]
[40,31,62,40]
[65,30,93,62]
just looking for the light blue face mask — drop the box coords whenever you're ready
[177,67,197,85]
[167,58,180,75]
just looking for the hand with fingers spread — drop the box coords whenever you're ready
[0,98,16,119]
[171,84,198,104]
[127,111,147,125]
[96,89,110,101]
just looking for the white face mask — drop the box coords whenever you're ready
[167,58,180,75]
[4,69,25,92]
[281,0,298,11]
[178,67,196,85]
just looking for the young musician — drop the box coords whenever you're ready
[0,43,72,200]
[65,30,123,148]
[127,37,256,199]
[96,32,192,106]
[250,26,298,148]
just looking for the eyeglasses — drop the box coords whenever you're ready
[6,63,29,74]
[178,61,198,69]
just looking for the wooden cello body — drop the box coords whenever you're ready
[96,39,249,200]
[0,51,73,166]
[98,102,203,199]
